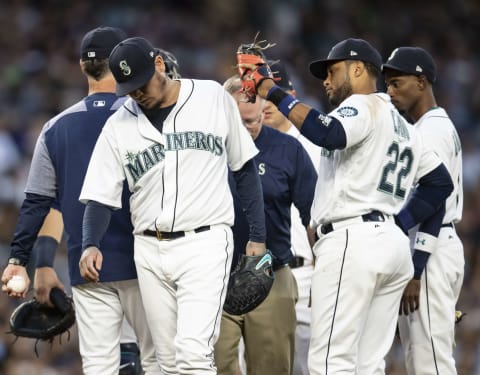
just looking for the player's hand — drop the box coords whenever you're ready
[79,246,103,282]
[1,264,30,298]
[399,278,421,315]
[245,241,266,256]
[237,62,275,101]
[34,267,65,307]
[236,53,265,80]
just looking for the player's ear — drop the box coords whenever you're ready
[154,55,166,73]
[417,75,428,90]
[352,61,365,78]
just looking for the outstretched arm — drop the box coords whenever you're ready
[238,64,347,150]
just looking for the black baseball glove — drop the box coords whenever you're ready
[223,250,275,315]
[9,287,75,355]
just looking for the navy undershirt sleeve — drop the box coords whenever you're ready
[395,164,453,232]
[10,193,54,265]
[232,159,266,243]
[300,109,347,150]
[82,201,113,250]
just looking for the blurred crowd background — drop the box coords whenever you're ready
[0,0,479,374]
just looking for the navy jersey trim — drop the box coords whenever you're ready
[170,79,195,231]
[123,104,138,117]
[325,229,349,374]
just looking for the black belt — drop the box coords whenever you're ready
[289,256,305,269]
[321,210,386,235]
[272,256,306,271]
[143,225,210,240]
[441,222,454,228]
[272,263,288,272]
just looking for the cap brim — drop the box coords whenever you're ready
[309,59,340,80]
[381,63,406,74]
[115,68,155,96]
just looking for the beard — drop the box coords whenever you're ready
[329,79,353,107]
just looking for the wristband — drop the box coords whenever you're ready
[413,232,437,254]
[34,236,59,268]
[266,86,299,118]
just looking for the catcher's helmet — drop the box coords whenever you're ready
[156,48,181,79]
[223,250,275,315]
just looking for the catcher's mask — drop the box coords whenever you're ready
[223,250,275,315]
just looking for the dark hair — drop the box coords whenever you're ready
[82,59,111,81]
[364,61,381,79]
[345,60,380,79]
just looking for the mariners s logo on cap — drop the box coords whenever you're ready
[387,48,399,61]
[109,37,157,96]
[119,60,131,76]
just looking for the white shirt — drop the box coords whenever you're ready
[287,125,321,262]
[311,93,442,226]
[80,79,258,234]
[415,107,463,223]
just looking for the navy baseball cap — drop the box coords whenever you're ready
[309,38,382,80]
[271,62,294,91]
[109,37,157,96]
[80,26,127,61]
[382,47,436,83]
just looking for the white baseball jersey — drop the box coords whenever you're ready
[287,125,320,265]
[311,93,441,226]
[80,79,258,233]
[415,107,462,223]
[398,106,464,375]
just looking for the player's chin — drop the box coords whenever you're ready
[390,99,404,111]
[136,98,155,109]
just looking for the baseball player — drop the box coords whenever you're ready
[263,62,320,375]
[383,47,464,375]
[78,36,266,375]
[237,37,454,374]
[1,27,160,375]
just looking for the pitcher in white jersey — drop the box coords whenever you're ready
[79,37,267,375]
[236,38,453,374]
[383,46,464,375]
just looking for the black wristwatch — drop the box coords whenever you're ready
[8,257,27,267]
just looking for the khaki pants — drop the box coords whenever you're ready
[215,266,298,375]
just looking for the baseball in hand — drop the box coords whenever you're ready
[7,275,26,293]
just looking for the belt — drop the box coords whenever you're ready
[272,263,288,272]
[320,210,389,235]
[441,222,454,228]
[143,225,210,240]
[273,256,306,271]
[288,256,305,269]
